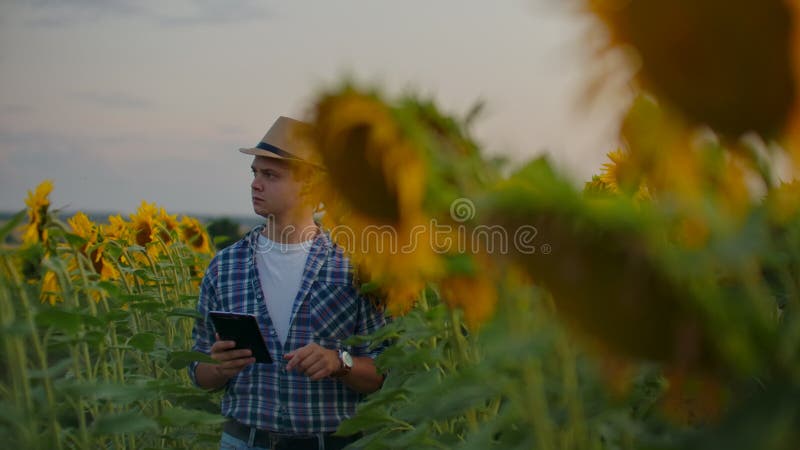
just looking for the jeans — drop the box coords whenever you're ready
[220,432,269,450]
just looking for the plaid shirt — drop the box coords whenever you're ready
[189,225,389,433]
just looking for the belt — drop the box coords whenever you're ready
[223,420,359,450]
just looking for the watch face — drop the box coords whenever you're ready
[342,351,353,368]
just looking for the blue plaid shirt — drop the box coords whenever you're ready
[189,225,389,433]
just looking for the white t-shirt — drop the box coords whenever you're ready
[254,233,312,345]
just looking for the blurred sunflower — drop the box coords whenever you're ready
[179,216,212,254]
[585,149,651,201]
[314,90,427,225]
[22,180,54,245]
[439,255,498,329]
[68,212,98,250]
[312,89,444,314]
[587,0,794,138]
[101,214,130,242]
[40,270,62,305]
[599,149,625,189]
[766,180,800,225]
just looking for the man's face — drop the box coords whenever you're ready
[250,156,305,220]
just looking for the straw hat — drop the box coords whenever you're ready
[239,116,322,167]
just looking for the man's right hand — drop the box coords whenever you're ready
[195,333,256,389]
[210,333,256,379]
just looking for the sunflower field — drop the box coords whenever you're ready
[0,191,225,449]
[4,1,800,449]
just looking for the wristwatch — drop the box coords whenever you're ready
[333,349,353,378]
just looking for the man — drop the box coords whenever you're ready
[189,116,389,450]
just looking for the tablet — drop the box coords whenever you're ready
[209,311,272,364]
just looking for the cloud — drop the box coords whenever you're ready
[72,92,154,110]
[21,0,270,28]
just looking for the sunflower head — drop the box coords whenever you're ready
[40,270,62,305]
[179,216,212,254]
[313,89,427,227]
[588,0,794,138]
[311,87,496,316]
[22,180,54,245]
[102,215,130,242]
[156,208,180,244]
[129,201,159,247]
[68,212,98,247]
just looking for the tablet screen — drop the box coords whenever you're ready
[209,311,272,364]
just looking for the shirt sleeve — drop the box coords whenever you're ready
[350,292,391,360]
[188,260,218,387]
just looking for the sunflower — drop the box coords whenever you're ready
[312,90,444,313]
[129,201,158,247]
[324,208,443,315]
[68,212,97,248]
[599,149,625,190]
[40,270,62,305]
[22,180,54,245]
[68,212,120,281]
[156,208,180,244]
[179,216,211,254]
[587,0,794,138]
[314,90,427,225]
[439,255,498,329]
[101,214,130,242]
[766,180,800,225]
[596,148,652,201]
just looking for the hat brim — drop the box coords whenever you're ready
[239,147,292,159]
[239,147,325,169]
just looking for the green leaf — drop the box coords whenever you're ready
[168,351,217,369]
[27,357,72,379]
[35,309,83,335]
[91,411,158,435]
[128,332,158,352]
[167,308,202,319]
[0,209,26,242]
[62,382,154,403]
[63,232,88,249]
[0,401,25,428]
[0,322,34,336]
[156,407,227,427]
[97,280,122,297]
[336,407,396,435]
[128,301,166,313]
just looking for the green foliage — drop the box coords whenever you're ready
[205,217,242,251]
[0,213,220,449]
[344,286,676,450]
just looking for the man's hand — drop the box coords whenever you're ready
[210,333,256,380]
[284,343,340,380]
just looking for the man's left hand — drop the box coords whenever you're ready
[284,343,341,380]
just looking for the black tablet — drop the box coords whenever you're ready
[209,311,272,364]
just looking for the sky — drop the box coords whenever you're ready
[0,0,631,217]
